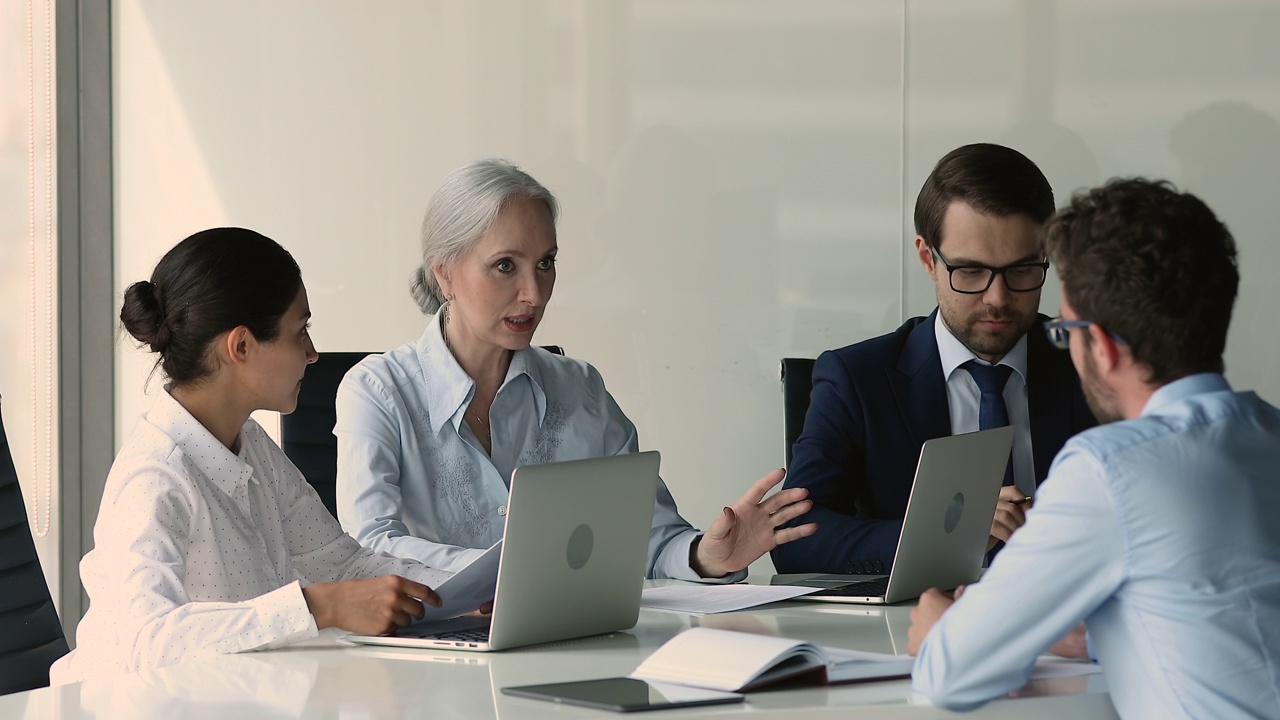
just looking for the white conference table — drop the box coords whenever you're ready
[2,583,1117,720]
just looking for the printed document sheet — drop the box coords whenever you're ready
[641,584,819,615]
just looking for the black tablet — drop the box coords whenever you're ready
[502,677,744,713]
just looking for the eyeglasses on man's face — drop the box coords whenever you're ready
[1043,318,1129,350]
[931,248,1050,294]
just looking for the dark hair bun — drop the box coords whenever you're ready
[120,280,171,353]
[119,228,302,386]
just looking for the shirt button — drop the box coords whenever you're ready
[497,505,507,516]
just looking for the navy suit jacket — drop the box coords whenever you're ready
[771,310,1096,575]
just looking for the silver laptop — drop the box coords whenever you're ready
[774,426,1014,604]
[347,451,660,651]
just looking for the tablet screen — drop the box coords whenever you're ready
[502,677,744,712]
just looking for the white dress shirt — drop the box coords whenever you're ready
[50,390,449,685]
[335,310,738,582]
[913,374,1280,718]
[934,312,1035,495]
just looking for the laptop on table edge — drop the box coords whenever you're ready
[346,451,661,652]
[774,426,1015,604]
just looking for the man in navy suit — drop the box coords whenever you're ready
[772,143,1095,575]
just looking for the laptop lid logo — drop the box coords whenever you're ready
[943,493,964,534]
[567,524,594,569]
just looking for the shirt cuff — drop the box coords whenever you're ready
[251,581,319,648]
[402,562,455,590]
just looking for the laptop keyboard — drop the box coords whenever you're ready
[814,576,890,597]
[419,626,491,643]
[401,622,491,638]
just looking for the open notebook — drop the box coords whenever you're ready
[630,627,913,692]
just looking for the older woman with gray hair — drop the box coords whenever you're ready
[334,158,815,580]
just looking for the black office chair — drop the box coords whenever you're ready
[0,398,70,695]
[780,358,815,471]
[281,346,566,518]
[281,352,372,517]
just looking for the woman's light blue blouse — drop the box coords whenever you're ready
[335,310,729,581]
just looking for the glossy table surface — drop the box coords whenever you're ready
[3,585,1117,719]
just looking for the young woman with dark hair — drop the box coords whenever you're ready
[51,228,447,684]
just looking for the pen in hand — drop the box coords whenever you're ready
[1010,495,1033,506]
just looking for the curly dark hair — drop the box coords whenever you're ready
[1043,178,1239,384]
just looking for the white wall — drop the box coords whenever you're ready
[114,0,1280,577]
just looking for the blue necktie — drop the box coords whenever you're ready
[962,360,1015,487]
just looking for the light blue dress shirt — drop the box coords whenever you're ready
[913,373,1280,719]
[335,310,737,582]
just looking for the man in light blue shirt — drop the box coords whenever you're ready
[908,178,1280,719]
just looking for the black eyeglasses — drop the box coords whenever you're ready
[931,249,1050,294]
[1043,318,1128,350]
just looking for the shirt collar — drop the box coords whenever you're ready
[147,389,255,499]
[417,309,549,435]
[934,309,1029,384]
[510,345,549,427]
[1141,373,1232,416]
